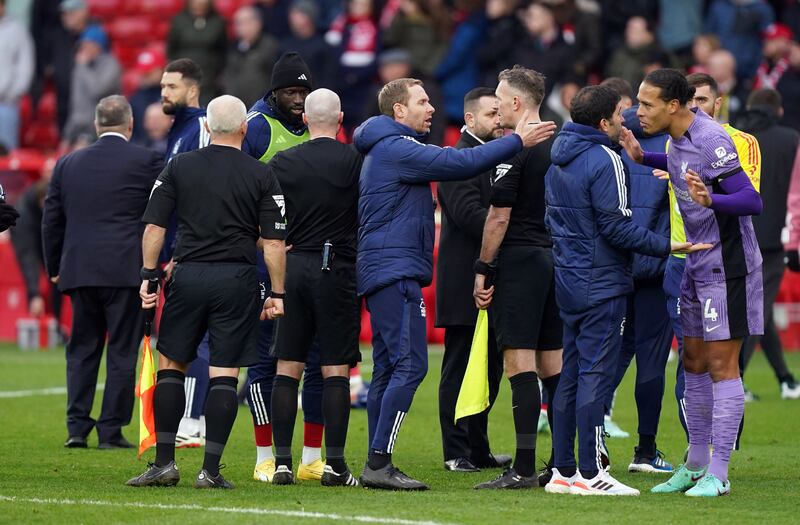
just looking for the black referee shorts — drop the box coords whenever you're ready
[272,251,361,366]
[157,262,260,368]
[491,245,562,351]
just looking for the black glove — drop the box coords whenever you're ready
[785,250,800,272]
[0,203,20,233]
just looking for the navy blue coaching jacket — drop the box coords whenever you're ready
[544,122,671,314]
[354,115,522,297]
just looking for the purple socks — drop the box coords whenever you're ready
[684,372,713,469]
[708,378,745,482]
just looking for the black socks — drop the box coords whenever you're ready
[323,376,351,473]
[154,369,185,467]
[541,373,561,467]
[202,376,239,476]
[510,371,540,477]
[271,374,300,469]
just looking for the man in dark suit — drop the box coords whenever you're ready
[42,95,163,449]
[435,87,510,472]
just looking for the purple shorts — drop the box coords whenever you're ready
[680,268,764,342]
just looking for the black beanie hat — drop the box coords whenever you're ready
[271,52,313,92]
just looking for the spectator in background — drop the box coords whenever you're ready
[10,158,63,322]
[599,0,658,53]
[142,102,172,157]
[476,0,523,87]
[512,2,577,95]
[754,23,794,89]
[63,25,121,147]
[777,41,800,131]
[363,49,445,145]
[656,0,702,64]
[737,88,800,399]
[435,0,487,124]
[326,0,379,131]
[600,77,634,109]
[549,0,603,81]
[130,48,166,145]
[708,49,749,125]
[167,0,227,105]
[255,0,291,41]
[224,6,279,108]
[606,16,668,91]
[0,0,34,151]
[704,0,775,82]
[51,0,95,132]
[382,0,448,76]
[689,33,721,74]
[281,0,334,87]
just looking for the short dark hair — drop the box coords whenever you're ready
[95,95,132,128]
[747,88,782,112]
[378,78,423,117]
[498,65,546,107]
[643,68,695,105]
[686,72,719,99]
[164,58,203,85]
[600,77,633,101]
[570,86,621,128]
[464,87,496,113]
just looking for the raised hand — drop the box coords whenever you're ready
[670,241,714,254]
[685,169,712,207]
[619,127,644,163]
[653,169,669,180]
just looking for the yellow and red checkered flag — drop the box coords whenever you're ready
[136,279,159,457]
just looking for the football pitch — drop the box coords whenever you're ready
[0,343,797,524]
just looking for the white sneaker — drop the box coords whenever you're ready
[781,380,800,399]
[569,468,640,496]
[544,468,576,494]
[603,416,630,438]
[537,409,550,434]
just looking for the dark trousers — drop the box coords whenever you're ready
[66,287,143,442]
[607,280,674,438]
[438,325,502,461]
[740,250,794,384]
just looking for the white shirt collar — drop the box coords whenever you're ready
[99,132,129,141]
[461,126,486,145]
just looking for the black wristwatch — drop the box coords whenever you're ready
[269,290,286,299]
[473,259,496,276]
[140,267,163,280]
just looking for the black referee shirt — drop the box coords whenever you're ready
[489,137,555,247]
[142,144,286,264]
[267,137,362,259]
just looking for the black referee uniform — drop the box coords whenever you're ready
[266,136,363,486]
[129,143,286,489]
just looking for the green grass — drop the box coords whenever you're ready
[0,343,798,524]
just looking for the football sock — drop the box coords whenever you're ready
[202,376,239,477]
[510,371,539,477]
[154,369,185,467]
[684,372,713,469]
[271,375,299,470]
[708,378,745,482]
[322,376,351,473]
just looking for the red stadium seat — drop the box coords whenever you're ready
[87,0,124,20]
[0,149,46,178]
[21,122,60,151]
[18,96,33,128]
[36,91,57,123]
[443,126,461,147]
[137,0,184,17]
[106,16,156,45]
[112,43,144,68]
[122,70,142,97]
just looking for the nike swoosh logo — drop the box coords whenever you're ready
[690,474,703,482]
[705,325,721,332]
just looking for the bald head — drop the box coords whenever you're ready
[303,88,343,131]
[708,49,736,83]
[207,95,247,135]
[95,95,132,137]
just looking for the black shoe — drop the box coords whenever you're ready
[272,465,294,485]
[360,463,429,491]
[537,463,553,486]
[444,457,479,472]
[99,437,134,449]
[194,467,234,489]
[474,468,538,490]
[126,461,180,487]
[472,453,512,469]
[321,465,360,487]
[64,436,88,448]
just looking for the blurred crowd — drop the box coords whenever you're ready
[2,0,800,156]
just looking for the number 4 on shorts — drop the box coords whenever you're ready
[704,299,718,322]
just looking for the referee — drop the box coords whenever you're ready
[266,89,362,487]
[127,95,287,489]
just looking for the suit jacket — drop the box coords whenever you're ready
[42,134,163,292]
[434,130,494,327]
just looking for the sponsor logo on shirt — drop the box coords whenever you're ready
[274,222,286,230]
[680,161,688,180]
[149,180,162,199]
[711,152,737,169]
[272,195,285,217]
[494,163,513,183]
[715,147,727,158]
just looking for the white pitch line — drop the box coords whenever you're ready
[0,384,103,399]
[0,496,457,525]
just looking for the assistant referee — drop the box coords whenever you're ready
[127,95,287,490]
[266,88,363,488]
